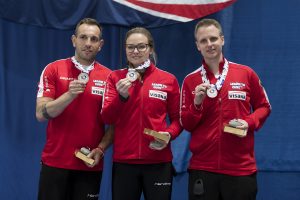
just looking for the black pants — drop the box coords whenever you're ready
[189,170,257,200]
[38,164,102,200]
[112,162,174,200]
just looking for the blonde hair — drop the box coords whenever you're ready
[194,18,223,39]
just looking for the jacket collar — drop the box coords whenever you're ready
[202,57,225,78]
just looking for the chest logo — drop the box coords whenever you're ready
[151,83,167,89]
[149,90,167,101]
[59,76,74,81]
[91,87,104,96]
[230,82,246,89]
[93,80,106,86]
[228,91,246,100]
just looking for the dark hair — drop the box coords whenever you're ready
[125,27,157,65]
[194,18,223,39]
[74,18,103,39]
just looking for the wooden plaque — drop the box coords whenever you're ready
[74,150,95,165]
[144,128,170,142]
[224,125,247,137]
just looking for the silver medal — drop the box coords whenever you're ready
[80,147,91,156]
[126,71,138,82]
[78,72,89,83]
[149,140,165,150]
[207,87,218,98]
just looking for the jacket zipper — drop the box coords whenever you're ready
[139,79,144,159]
[218,97,222,169]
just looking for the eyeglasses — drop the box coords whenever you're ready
[126,43,149,53]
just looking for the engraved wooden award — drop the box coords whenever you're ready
[144,128,170,142]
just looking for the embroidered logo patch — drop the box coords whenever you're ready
[230,82,246,89]
[59,76,74,81]
[91,87,104,96]
[149,90,167,101]
[228,91,246,100]
[93,80,106,86]
[151,83,167,89]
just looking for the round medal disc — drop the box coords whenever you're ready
[78,72,89,83]
[126,71,138,82]
[207,87,218,98]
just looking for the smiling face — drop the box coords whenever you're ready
[195,24,224,62]
[125,33,153,68]
[71,24,103,66]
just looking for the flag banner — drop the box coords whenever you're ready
[0,0,236,29]
[112,0,236,22]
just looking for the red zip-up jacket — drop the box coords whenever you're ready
[37,58,111,171]
[180,59,271,176]
[102,63,182,164]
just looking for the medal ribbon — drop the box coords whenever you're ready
[128,59,151,73]
[199,59,229,91]
[71,56,95,74]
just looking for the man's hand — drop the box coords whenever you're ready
[68,80,86,98]
[194,83,210,105]
[85,147,104,168]
[232,119,249,130]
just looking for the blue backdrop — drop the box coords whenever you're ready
[0,0,300,199]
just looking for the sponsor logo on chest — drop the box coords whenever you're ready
[152,83,167,89]
[93,80,106,86]
[228,91,246,100]
[91,87,104,96]
[230,82,246,89]
[149,90,167,101]
[59,76,74,81]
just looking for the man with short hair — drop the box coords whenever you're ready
[180,18,271,200]
[36,18,113,200]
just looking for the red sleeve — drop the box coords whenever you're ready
[180,75,205,132]
[37,63,56,98]
[165,77,183,139]
[245,70,271,132]
[101,72,126,124]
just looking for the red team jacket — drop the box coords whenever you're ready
[101,63,182,164]
[180,59,271,176]
[37,58,111,171]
